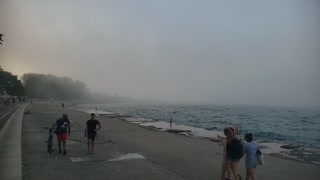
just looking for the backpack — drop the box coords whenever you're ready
[229,138,243,159]
[55,118,68,134]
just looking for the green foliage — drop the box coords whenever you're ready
[0,66,24,96]
[21,73,90,100]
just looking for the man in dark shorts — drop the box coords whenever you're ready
[51,113,71,155]
[84,113,101,154]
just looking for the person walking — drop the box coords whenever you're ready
[243,133,258,180]
[51,113,71,155]
[218,127,235,180]
[84,113,101,154]
[220,128,242,180]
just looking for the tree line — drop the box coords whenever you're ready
[0,66,24,97]
[0,66,90,100]
[0,66,133,102]
[21,73,90,100]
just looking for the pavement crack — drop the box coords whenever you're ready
[145,157,192,180]
[68,138,116,144]
[22,163,47,167]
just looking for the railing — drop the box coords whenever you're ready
[233,124,241,135]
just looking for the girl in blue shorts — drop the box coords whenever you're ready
[243,133,258,180]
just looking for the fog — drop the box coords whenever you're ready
[0,0,319,106]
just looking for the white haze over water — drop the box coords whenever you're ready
[0,0,320,106]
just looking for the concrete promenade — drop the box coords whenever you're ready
[0,102,319,179]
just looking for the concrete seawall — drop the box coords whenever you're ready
[0,104,27,180]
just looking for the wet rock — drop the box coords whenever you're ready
[24,110,31,114]
[166,129,191,134]
[281,144,300,149]
[210,138,220,142]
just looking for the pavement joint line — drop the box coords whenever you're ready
[67,138,116,144]
[69,159,108,163]
[145,157,192,180]
[22,163,47,167]
[0,105,19,120]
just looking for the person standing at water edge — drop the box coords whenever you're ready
[220,128,242,180]
[84,113,102,154]
[51,113,71,155]
[243,133,258,180]
[218,127,235,180]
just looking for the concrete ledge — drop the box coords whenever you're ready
[0,105,20,147]
[0,104,27,180]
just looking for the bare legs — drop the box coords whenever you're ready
[58,141,67,154]
[63,141,66,151]
[230,162,240,180]
[87,139,95,154]
[58,141,61,152]
[220,161,228,180]
[221,162,240,180]
[246,168,256,180]
[226,167,231,179]
[87,140,90,153]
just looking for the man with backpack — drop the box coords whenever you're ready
[51,113,71,155]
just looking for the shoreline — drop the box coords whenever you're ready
[123,116,320,166]
[125,117,320,166]
[71,104,320,166]
[21,102,320,179]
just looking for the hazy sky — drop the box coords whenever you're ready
[0,0,319,106]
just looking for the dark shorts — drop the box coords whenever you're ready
[87,132,97,141]
[226,154,240,162]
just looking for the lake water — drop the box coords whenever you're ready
[77,102,320,149]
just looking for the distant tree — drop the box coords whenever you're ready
[21,73,90,100]
[0,66,24,96]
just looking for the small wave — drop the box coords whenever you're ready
[205,127,218,131]
[124,117,154,123]
[209,120,227,123]
[300,119,318,125]
[212,115,223,118]
[254,131,289,141]
[300,116,310,120]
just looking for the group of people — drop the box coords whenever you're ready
[51,113,101,155]
[3,97,25,105]
[220,127,259,180]
[50,113,258,179]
